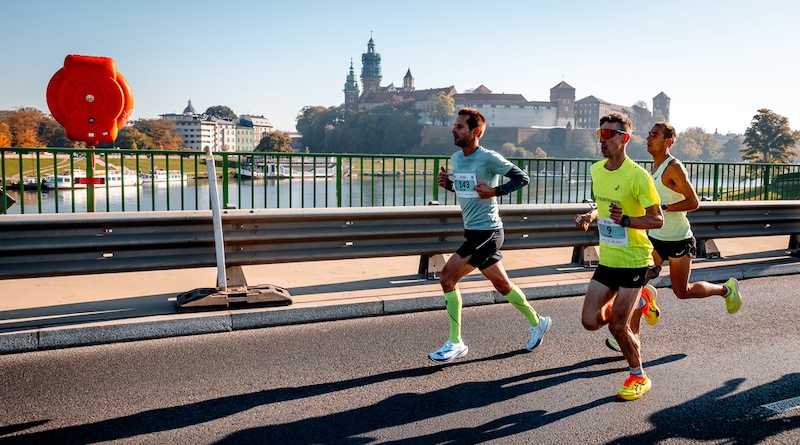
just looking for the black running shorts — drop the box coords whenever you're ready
[649,236,697,260]
[592,264,648,291]
[455,229,504,270]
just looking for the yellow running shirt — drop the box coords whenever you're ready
[590,157,659,268]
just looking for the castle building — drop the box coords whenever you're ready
[574,92,670,132]
[344,35,668,132]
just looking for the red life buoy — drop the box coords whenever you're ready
[46,54,134,147]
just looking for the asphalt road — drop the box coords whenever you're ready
[1,275,798,445]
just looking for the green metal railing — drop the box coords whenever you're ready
[3,147,800,214]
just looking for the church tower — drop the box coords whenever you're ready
[360,34,382,93]
[653,92,671,122]
[403,68,414,92]
[344,59,360,109]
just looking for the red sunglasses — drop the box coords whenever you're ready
[596,128,628,139]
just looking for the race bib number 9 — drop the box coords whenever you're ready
[453,173,478,198]
[598,217,629,246]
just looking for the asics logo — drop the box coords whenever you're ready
[633,382,646,395]
[633,275,640,282]
[615,185,620,190]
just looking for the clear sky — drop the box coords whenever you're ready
[3,0,799,136]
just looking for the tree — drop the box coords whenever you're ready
[742,109,800,163]
[6,108,46,147]
[296,106,336,151]
[116,126,154,150]
[133,119,184,150]
[204,105,237,121]
[0,121,12,146]
[672,127,721,161]
[720,136,744,162]
[37,117,81,147]
[256,131,293,152]
[625,134,648,160]
[429,92,455,126]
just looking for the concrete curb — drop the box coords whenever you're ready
[0,263,794,355]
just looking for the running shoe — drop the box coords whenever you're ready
[640,284,661,325]
[723,278,742,314]
[605,336,641,353]
[605,337,622,353]
[526,316,552,351]
[429,340,468,363]
[617,374,652,401]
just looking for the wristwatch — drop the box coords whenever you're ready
[661,204,668,211]
[620,215,631,227]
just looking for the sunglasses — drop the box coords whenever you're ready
[596,128,628,139]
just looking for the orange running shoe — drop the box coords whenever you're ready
[617,374,652,401]
[640,284,660,325]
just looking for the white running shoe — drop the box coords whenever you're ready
[429,340,468,363]
[526,316,552,351]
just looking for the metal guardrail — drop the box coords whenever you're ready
[3,201,799,283]
[0,203,597,280]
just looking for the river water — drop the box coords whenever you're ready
[2,176,596,215]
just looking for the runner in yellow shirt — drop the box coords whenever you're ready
[573,112,663,401]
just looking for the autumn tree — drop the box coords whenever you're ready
[0,121,12,146]
[429,92,455,126]
[133,119,184,150]
[5,108,46,147]
[205,105,237,121]
[256,131,293,152]
[742,109,800,163]
[116,126,155,150]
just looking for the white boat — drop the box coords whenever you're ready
[236,164,296,179]
[43,169,140,189]
[139,170,188,184]
[295,165,337,178]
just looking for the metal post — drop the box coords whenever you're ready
[205,146,227,290]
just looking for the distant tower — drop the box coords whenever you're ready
[360,33,382,93]
[344,59,360,109]
[403,68,414,92]
[653,92,671,122]
[550,81,576,127]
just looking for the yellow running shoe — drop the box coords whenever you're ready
[617,374,652,401]
[640,284,661,325]
[723,278,742,314]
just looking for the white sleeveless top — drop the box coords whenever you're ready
[648,156,693,241]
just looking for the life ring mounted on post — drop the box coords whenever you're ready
[46,54,134,147]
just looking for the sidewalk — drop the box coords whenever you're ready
[1,235,798,354]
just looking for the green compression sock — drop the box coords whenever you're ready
[504,284,540,326]
[444,290,462,344]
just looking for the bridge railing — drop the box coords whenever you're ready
[3,147,800,214]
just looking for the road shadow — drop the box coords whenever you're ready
[0,352,685,444]
[607,373,800,444]
[0,294,177,333]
